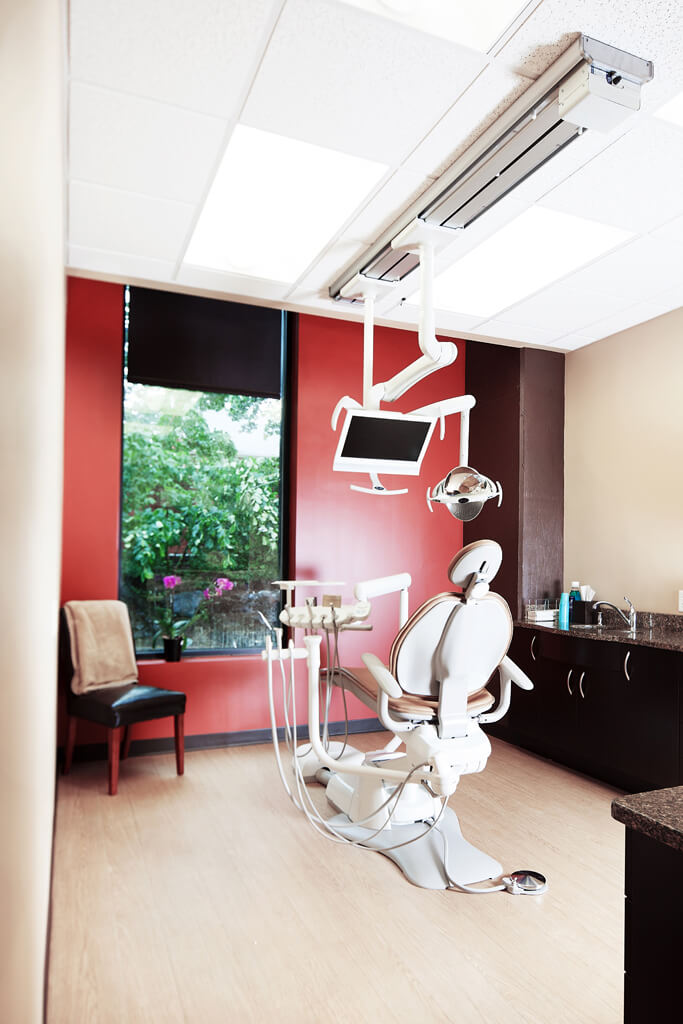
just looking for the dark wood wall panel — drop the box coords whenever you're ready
[464,342,521,613]
[520,348,564,610]
[464,341,564,619]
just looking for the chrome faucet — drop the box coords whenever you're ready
[592,596,636,631]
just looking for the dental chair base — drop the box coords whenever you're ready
[328,807,502,890]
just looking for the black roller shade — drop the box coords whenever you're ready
[127,287,283,398]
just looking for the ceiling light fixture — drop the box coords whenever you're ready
[329,35,653,302]
[184,125,387,283]
[426,207,633,318]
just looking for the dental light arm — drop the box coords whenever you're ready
[411,394,475,461]
[354,572,411,628]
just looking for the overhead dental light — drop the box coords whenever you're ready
[328,35,653,299]
[427,466,503,521]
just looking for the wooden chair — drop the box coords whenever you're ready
[60,602,187,795]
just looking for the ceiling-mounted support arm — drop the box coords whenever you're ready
[338,275,399,411]
[376,219,457,403]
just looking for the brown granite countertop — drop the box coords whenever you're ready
[611,788,683,853]
[515,620,683,654]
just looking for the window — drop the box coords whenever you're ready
[119,287,286,654]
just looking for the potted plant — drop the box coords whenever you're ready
[158,574,234,660]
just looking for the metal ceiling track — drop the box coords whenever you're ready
[329,35,653,302]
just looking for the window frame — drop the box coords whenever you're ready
[118,286,292,658]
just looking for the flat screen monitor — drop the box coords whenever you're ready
[333,409,436,476]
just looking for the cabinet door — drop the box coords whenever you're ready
[505,630,577,759]
[578,646,679,791]
[574,666,622,782]
[618,647,679,790]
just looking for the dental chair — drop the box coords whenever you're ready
[265,540,534,892]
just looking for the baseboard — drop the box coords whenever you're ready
[59,717,382,764]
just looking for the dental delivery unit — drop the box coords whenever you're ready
[262,541,546,895]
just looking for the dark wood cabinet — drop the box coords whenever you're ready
[487,627,681,791]
[623,829,683,1022]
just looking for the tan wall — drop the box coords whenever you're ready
[0,1,65,1021]
[565,306,683,614]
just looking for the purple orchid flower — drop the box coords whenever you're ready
[163,575,182,589]
[214,577,234,593]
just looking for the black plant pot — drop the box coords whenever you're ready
[163,637,184,662]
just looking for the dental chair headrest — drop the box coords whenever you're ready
[448,540,503,599]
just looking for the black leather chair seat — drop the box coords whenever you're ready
[67,683,186,729]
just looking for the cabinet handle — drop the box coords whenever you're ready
[530,635,537,662]
[566,668,573,696]
[623,650,631,682]
[578,671,586,699]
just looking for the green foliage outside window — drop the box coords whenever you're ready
[120,383,282,652]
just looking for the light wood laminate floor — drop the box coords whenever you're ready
[47,735,625,1023]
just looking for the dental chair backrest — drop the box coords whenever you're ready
[388,540,512,737]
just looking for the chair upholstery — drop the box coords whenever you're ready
[60,604,187,795]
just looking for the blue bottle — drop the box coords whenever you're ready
[559,592,570,629]
[569,582,581,624]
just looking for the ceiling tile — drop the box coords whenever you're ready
[649,210,683,247]
[569,289,683,343]
[556,334,598,351]
[241,0,487,165]
[397,303,485,335]
[69,182,195,261]
[561,235,683,301]
[69,84,227,203]
[341,167,436,246]
[67,245,177,283]
[472,318,570,345]
[336,0,533,52]
[494,0,681,80]
[288,238,369,297]
[539,119,683,232]
[404,62,534,181]
[175,265,290,302]
[69,0,281,117]
[491,282,640,334]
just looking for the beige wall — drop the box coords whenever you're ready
[0,1,65,1021]
[565,306,683,614]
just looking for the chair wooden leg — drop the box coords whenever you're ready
[121,725,132,760]
[107,727,121,796]
[63,716,77,775]
[174,713,185,776]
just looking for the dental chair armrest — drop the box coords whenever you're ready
[501,655,533,690]
[477,656,533,725]
[361,653,402,699]
[361,654,415,734]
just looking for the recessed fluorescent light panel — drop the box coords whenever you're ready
[653,90,683,128]
[184,125,387,283]
[338,0,528,51]
[429,207,633,318]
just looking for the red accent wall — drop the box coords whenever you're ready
[61,278,123,601]
[61,280,465,743]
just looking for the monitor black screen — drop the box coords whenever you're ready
[340,414,432,462]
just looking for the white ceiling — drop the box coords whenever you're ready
[66,0,683,351]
